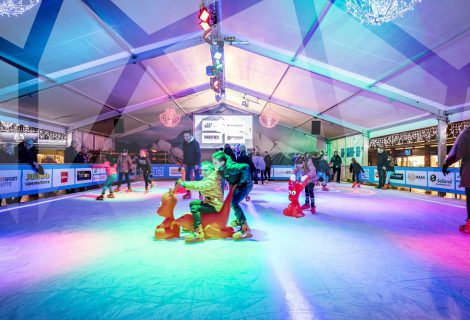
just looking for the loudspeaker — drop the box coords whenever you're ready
[114,118,125,134]
[311,121,321,135]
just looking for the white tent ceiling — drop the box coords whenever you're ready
[1,0,469,140]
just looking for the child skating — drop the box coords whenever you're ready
[94,156,118,200]
[350,158,365,188]
[178,161,223,242]
[300,157,317,213]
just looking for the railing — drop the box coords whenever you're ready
[1,164,464,198]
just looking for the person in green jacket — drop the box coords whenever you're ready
[212,150,253,240]
[178,161,223,241]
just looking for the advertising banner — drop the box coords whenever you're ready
[389,170,406,184]
[75,169,92,184]
[406,170,428,187]
[0,170,21,194]
[22,169,53,191]
[52,168,75,187]
[273,167,294,179]
[427,171,455,190]
[168,166,183,177]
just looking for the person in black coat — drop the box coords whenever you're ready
[330,151,342,183]
[64,140,78,163]
[182,131,202,199]
[236,145,256,181]
[136,149,153,193]
[376,147,388,189]
[264,151,273,181]
[223,144,236,162]
[18,139,39,170]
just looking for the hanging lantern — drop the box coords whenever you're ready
[159,107,181,128]
[0,0,41,16]
[259,104,279,128]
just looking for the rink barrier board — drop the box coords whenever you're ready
[0,164,464,197]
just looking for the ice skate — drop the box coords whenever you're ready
[96,194,104,200]
[300,203,310,210]
[322,186,329,191]
[233,221,252,240]
[126,187,132,193]
[107,193,115,198]
[144,188,149,194]
[310,206,316,214]
[459,221,470,234]
[185,226,205,242]
[352,182,357,188]
[114,187,121,192]
[182,191,192,199]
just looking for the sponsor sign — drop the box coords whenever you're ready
[0,170,21,194]
[406,170,427,187]
[76,169,92,184]
[52,169,75,187]
[428,171,454,190]
[202,120,224,132]
[225,134,245,143]
[169,166,183,177]
[152,166,165,177]
[273,167,294,179]
[373,169,379,182]
[389,170,405,184]
[22,169,53,191]
[202,132,223,144]
[92,168,106,182]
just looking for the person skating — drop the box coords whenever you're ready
[182,131,202,200]
[350,158,365,188]
[442,127,470,233]
[317,155,330,191]
[384,156,395,190]
[114,149,133,192]
[264,151,273,181]
[376,147,388,189]
[330,151,342,183]
[136,149,153,193]
[178,161,223,242]
[300,157,317,213]
[94,156,118,200]
[235,144,255,201]
[212,150,253,240]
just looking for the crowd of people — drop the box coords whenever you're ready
[1,129,468,235]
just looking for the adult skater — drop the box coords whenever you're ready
[212,150,253,240]
[443,127,470,233]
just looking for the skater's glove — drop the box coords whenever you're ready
[442,163,450,176]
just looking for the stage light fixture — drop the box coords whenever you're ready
[198,8,210,22]
[199,21,211,31]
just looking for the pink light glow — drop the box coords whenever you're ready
[0,231,114,293]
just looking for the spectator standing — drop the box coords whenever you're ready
[182,131,202,199]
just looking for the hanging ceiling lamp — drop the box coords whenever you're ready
[159,107,181,128]
[259,103,280,129]
[0,0,41,17]
[346,0,421,26]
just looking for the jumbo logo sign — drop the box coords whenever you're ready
[26,173,50,180]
